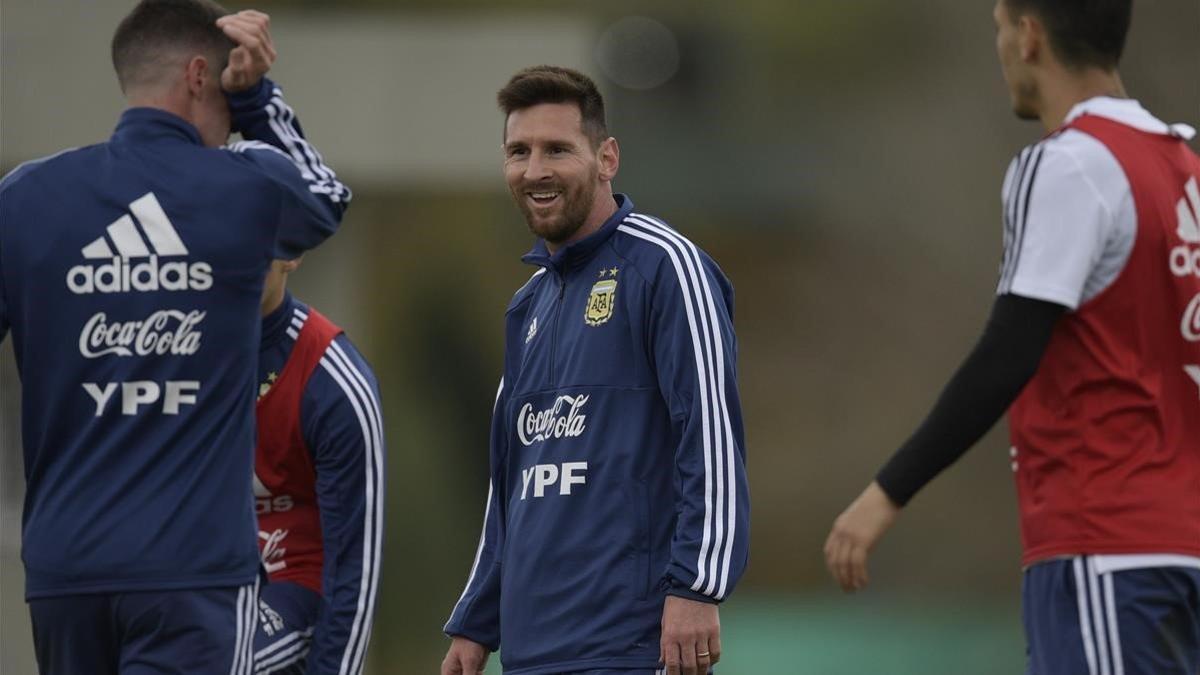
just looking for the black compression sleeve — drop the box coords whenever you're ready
[874,294,1067,507]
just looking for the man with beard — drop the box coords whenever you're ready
[825,1,1200,673]
[440,66,750,675]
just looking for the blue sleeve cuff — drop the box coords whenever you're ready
[443,628,500,653]
[226,77,275,118]
[662,577,720,605]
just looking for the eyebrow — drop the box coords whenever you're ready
[508,137,579,150]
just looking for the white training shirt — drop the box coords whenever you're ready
[996,97,1197,310]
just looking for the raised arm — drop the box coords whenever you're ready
[217,10,351,259]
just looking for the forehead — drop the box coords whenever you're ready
[504,102,587,144]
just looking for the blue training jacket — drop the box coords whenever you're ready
[444,195,750,674]
[0,78,349,598]
[257,293,385,675]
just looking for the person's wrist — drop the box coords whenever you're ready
[226,77,271,109]
[866,480,902,513]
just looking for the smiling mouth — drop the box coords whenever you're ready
[527,190,561,207]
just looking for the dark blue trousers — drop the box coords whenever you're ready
[1024,557,1200,675]
[28,582,258,675]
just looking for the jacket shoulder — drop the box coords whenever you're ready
[611,212,727,288]
[214,142,294,184]
[0,145,100,194]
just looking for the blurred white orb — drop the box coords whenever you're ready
[595,16,681,91]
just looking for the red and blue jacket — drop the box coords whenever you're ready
[256,293,384,675]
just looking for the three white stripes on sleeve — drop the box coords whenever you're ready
[617,214,739,601]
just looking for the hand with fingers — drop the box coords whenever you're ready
[215,9,277,93]
[660,594,721,675]
[440,636,490,675]
[823,480,901,592]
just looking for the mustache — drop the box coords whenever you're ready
[517,183,566,193]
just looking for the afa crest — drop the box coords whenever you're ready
[585,278,618,326]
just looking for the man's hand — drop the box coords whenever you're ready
[824,480,901,592]
[660,594,720,675]
[441,636,489,675]
[216,10,276,93]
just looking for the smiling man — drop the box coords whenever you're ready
[441,66,750,675]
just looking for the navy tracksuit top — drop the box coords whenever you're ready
[0,78,349,598]
[445,195,750,674]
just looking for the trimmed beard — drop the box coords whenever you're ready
[516,169,600,245]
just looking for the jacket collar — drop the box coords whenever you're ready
[521,194,633,275]
[111,107,205,146]
[260,291,299,350]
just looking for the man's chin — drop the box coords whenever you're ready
[1009,85,1040,122]
[527,217,583,246]
[1013,104,1040,121]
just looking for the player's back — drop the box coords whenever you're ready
[0,108,316,598]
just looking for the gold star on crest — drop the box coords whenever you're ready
[258,372,279,399]
[609,267,619,277]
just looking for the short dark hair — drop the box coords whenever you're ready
[497,66,608,146]
[1004,0,1132,71]
[111,0,233,93]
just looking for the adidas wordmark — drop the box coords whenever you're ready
[66,192,213,294]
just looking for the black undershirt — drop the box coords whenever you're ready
[875,293,1068,507]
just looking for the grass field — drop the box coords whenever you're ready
[481,593,1026,674]
[4,552,1026,675]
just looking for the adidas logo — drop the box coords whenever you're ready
[66,192,213,294]
[254,473,294,514]
[1171,177,1200,278]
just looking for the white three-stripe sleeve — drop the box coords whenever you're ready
[228,78,350,206]
[618,217,750,602]
[264,89,350,204]
[443,377,506,650]
[996,134,1129,310]
[299,334,384,675]
[636,214,743,600]
[225,78,349,261]
[254,628,316,674]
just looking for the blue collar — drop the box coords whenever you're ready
[260,291,299,350]
[111,107,205,146]
[521,193,634,275]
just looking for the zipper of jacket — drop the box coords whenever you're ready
[548,272,566,384]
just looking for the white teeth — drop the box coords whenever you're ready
[530,192,558,199]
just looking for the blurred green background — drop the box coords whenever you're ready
[2,1,1197,673]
